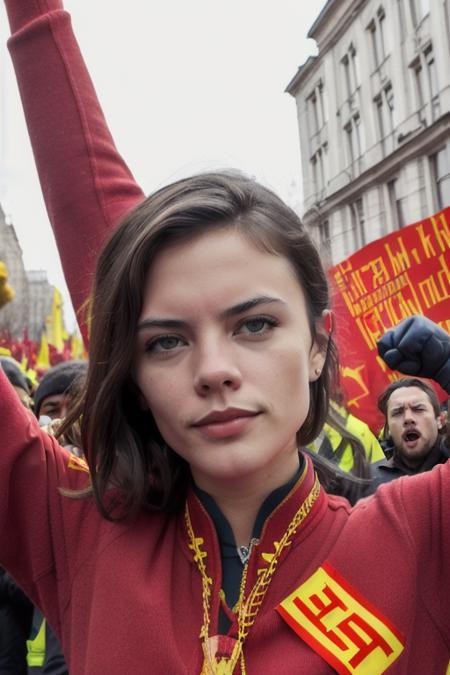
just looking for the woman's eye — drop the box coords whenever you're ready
[146,335,184,353]
[236,316,278,336]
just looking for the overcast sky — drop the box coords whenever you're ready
[0,1,326,330]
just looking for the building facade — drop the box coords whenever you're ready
[0,205,55,340]
[286,0,450,265]
[0,203,30,337]
[26,270,54,341]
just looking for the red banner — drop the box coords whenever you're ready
[329,207,450,433]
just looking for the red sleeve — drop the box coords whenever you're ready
[388,462,450,640]
[5,0,145,333]
[0,366,93,634]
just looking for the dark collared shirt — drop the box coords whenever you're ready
[194,456,304,632]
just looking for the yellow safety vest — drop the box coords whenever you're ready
[26,618,46,668]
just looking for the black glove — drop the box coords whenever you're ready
[377,315,450,394]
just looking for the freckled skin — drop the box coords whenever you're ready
[133,229,325,498]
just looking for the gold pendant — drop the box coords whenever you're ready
[200,635,240,675]
[201,656,236,675]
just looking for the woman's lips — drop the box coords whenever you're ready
[192,408,260,440]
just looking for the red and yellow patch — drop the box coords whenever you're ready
[277,562,405,674]
[67,454,89,473]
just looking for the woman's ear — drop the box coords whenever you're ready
[308,346,326,382]
[308,310,333,382]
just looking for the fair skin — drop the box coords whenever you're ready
[386,386,442,469]
[39,393,71,420]
[133,228,326,546]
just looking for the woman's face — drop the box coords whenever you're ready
[133,228,325,493]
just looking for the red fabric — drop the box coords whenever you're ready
[0,368,449,674]
[5,1,144,340]
[329,209,450,432]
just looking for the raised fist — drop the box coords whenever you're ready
[377,315,450,394]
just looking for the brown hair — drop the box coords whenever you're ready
[63,171,338,519]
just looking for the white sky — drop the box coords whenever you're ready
[0,1,326,331]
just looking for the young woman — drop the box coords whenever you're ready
[2,2,450,673]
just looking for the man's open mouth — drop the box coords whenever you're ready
[402,430,421,442]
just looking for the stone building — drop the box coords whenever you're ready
[0,203,30,337]
[26,270,54,341]
[0,205,54,340]
[286,0,450,265]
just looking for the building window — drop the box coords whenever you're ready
[318,219,331,255]
[374,83,395,152]
[309,93,320,135]
[411,44,440,121]
[345,122,355,164]
[413,59,425,109]
[424,45,440,120]
[344,113,364,171]
[410,0,430,26]
[397,0,407,42]
[375,95,385,141]
[308,80,327,136]
[342,43,358,99]
[350,198,366,248]
[388,179,406,229]
[368,7,387,69]
[310,144,327,196]
[385,84,395,129]
[431,147,450,210]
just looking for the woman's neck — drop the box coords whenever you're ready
[194,453,301,547]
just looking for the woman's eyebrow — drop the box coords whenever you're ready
[220,295,285,318]
[136,296,285,331]
[137,318,186,331]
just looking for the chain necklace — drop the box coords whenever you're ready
[185,474,321,675]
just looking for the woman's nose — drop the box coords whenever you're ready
[193,344,242,396]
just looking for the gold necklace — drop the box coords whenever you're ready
[185,474,321,675]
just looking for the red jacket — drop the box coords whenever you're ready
[1,369,449,674]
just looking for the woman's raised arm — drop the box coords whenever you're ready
[4,0,145,330]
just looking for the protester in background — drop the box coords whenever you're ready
[308,401,384,478]
[34,360,88,423]
[370,378,450,488]
[369,314,450,490]
[0,356,33,410]
[0,569,32,675]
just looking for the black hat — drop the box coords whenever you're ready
[0,356,30,394]
[34,360,88,417]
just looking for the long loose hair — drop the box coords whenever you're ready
[63,171,338,519]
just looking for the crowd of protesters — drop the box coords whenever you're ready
[0,0,449,673]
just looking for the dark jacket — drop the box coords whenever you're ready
[0,568,33,675]
[368,436,450,492]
